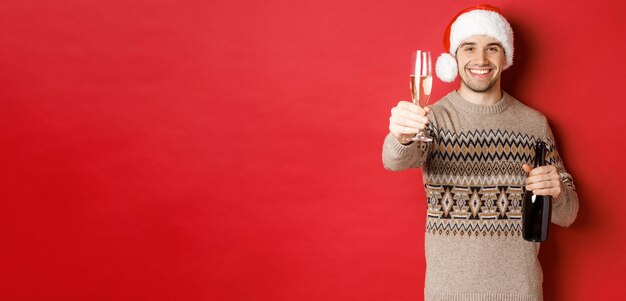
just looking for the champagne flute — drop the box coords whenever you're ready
[409,50,433,142]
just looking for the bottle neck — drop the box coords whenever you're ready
[534,141,547,167]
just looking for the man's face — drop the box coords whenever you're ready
[455,35,507,93]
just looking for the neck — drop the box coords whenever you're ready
[457,81,503,105]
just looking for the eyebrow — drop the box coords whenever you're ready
[459,42,477,47]
[459,42,503,48]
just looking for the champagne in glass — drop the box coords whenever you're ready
[410,74,432,107]
[409,50,433,142]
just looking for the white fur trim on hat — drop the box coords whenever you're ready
[449,9,514,68]
[435,53,458,83]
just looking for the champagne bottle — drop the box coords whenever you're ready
[522,141,552,242]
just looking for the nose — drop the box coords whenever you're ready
[476,50,488,65]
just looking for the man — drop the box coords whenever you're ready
[382,4,578,301]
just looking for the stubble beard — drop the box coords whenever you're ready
[460,71,499,93]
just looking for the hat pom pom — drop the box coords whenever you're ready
[435,53,457,83]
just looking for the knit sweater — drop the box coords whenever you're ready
[382,91,578,301]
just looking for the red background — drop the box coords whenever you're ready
[1,0,625,300]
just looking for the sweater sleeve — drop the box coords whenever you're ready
[381,132,431,171]
[545,125,579,227]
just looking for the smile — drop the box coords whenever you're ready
[469,68,492,75]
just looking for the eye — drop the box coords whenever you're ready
[488,46,500,52]
[463,46,475,52]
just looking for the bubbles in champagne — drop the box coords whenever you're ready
[410,75,433,107]
[423,76,432,95]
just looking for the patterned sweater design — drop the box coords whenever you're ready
[382,91,578,301]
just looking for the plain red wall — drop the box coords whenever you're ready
[1,0,625,300]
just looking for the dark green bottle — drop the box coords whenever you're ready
[522,141,552,242]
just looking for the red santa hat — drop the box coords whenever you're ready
[435,4,515,82]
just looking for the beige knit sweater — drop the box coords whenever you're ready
[382,91,578,301]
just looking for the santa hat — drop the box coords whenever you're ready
[435,4,514,82]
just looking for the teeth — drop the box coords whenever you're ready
[470,69,490,75]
